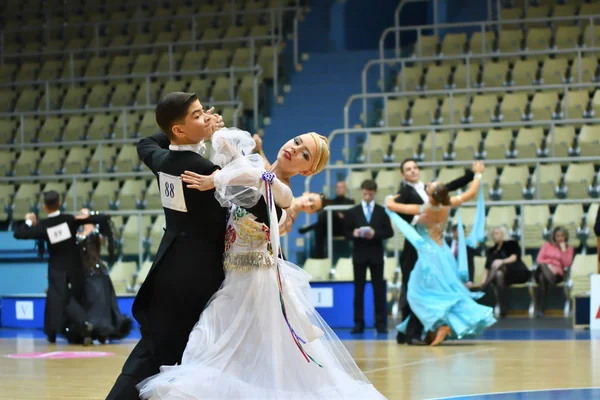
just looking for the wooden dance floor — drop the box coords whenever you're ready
[1,330,599,399]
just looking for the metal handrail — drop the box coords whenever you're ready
[361,45,600,127]
[373,13,600,108]
[383,12,600,64]
[1,35,277,61]
[0,64,260,129]
[1,98,244,145]
[302,117,600,203]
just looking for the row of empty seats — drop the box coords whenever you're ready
[0,107,240,144]
[501,1,600,23]
[0,178,164,219]
[346,162,600,204]
[1,0,296,44]
[411,24,600,64]
[369,125,600,162]
[2,44,276,81]
[394,56,599,93]
[0,75,255,114]
[384,89,600,127]
[3,25,280,59]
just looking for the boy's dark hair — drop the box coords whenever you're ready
[155,92,198,139]
[400,158,418,173]
[360,179,377,192]
[43,191,60,211]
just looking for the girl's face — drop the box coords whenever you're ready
[294,192,323,214]
[276,134,319,176]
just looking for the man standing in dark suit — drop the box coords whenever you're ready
[13,191,109,345]
[395,158,474,344]
[344,179,393,334]
[106,92,226,400]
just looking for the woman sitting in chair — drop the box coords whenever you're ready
[534,226,574,317]
[481,225,530,318]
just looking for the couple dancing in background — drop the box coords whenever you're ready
[387,159,496,346]
[13,192,131,345]
[107,92,386,399]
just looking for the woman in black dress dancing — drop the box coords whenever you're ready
[71,208,132,343]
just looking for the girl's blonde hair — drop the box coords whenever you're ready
[307,132,330,175]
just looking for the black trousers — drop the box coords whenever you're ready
[353,260,386,326]
[105,336,161,400]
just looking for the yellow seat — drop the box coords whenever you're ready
[385,99,410,126]
[511,59,539,87]
[469,31,495,55]
[585,203,599,249]
[303,259,332,281]
[514,127,544,160]
[470,94,499,124]
[410,97,440,127]
[413,34,439,59]
[564,90,589,120]
[452,63,479,89]
[500,93,528,122]
[440,33,467,65]
[523,205,550,249]
[563,163,594,198]
[541,59,568,85]
[391,132,422,162]
[452,129,481,161]
[481,61,509,88]
[421,130,451,161]
[546,126,574,158]
[483,128,513,160]
[439,96,468,125]
[498,165,529,200]
[423,65,451,91]
[575,125,600,157]
[395,66,423,92]
[569,254,598,296]
[375,169,402,204]
[333,257,354,281]
[534,164,561,200]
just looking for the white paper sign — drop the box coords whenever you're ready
[590,274,600,330]
[311,288,333,308]
[46,222,72,244]
[16,301,34,320]
[159,172,187,212]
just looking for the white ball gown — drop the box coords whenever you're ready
[137,129,386,400]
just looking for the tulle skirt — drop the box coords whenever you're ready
[397,242,496,340]
[137,259,386,400]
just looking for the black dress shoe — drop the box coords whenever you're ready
[350,325,365,334]
[396,331,406,344]
[47,334,56,344]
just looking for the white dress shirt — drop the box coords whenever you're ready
[169,143,205,155]
[361,199,375,223]
[404,180,429,225]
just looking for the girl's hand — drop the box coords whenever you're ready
[181,170,217,191]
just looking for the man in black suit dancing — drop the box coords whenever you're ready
[13,191,110,345]
[344,179,394,334]
[106,93,225,400]
[395,158,474,344]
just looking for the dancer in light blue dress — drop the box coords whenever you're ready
[385,161,496,346]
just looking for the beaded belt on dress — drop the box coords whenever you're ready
[223,251,275,272]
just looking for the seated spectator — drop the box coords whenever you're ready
[481,225,530,318]
[534,226,574,317]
